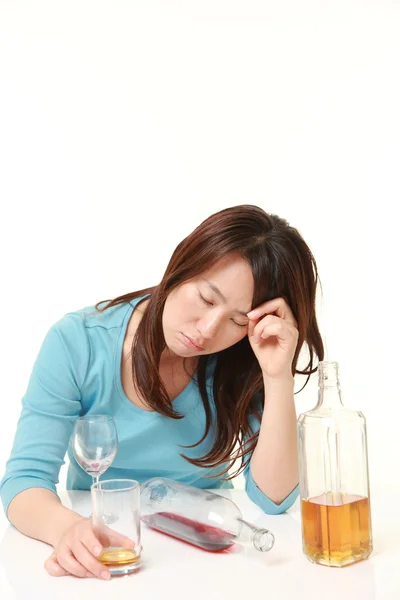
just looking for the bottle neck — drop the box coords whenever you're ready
[316,361,344,408]
[237,518,275,552]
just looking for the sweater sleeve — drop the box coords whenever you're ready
[0,314,89,521]
[242,404,299,515]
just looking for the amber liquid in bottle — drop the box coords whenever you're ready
[301,492,372,567]
[98,547,140,568]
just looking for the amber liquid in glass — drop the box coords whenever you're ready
[98,547,140,568]
[301,493,372,567]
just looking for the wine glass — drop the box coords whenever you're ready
[72,414,118,519]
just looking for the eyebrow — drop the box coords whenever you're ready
[203,279,250,317]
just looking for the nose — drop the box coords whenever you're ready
[196,313,221,340]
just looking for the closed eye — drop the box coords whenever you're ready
[198,290,248,327]
[198,292,213,306]
[232,319,248,328]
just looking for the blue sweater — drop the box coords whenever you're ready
[0,297,299,519]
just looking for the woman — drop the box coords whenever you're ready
[0,204,324,580]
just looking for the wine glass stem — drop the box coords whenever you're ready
[93,474,100,487]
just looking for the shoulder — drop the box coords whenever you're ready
[55,297,142,335]
[37,296,147,383]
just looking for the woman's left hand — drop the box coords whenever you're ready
[247,298,299,381]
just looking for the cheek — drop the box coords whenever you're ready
[219,326,247,348]
[176,286,201,321]
[164,287,194,326]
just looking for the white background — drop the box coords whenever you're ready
[0,0,399,496]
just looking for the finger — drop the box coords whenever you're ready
[251,315,283,342]
[44,552,70,577]
[97,524,135,549]
[247,298,297,326]
[73,540,111,580]
[255,323,298,344]
[83,521,134,558]
[58,548,98,579]
[247,318,256,338]
[81,526,105,558]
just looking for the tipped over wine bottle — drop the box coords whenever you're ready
[140,477,275,553]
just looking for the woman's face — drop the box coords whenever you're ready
[162,254,254,357]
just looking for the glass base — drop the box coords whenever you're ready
[109,559,141,577]
[305,549,372,568]
[98,547,141,577]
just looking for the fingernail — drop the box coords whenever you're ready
[101,571,110,580]
[93,546,101,556]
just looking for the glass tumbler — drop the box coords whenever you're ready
[91,479,142,576]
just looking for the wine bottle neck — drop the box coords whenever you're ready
[317,361,344,408]
[237,518,275,552]
[316,387,344,408]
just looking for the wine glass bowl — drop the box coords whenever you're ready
[71,414,118,520]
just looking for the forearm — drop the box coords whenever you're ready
[7,488,86,547]
[250,376,298,504]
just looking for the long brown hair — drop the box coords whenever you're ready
[96,205,324,478]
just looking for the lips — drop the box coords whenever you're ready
[182,334,205,351]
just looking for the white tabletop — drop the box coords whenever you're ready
[0,486,398,600]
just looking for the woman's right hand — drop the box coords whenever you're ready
[44,517,135,580]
